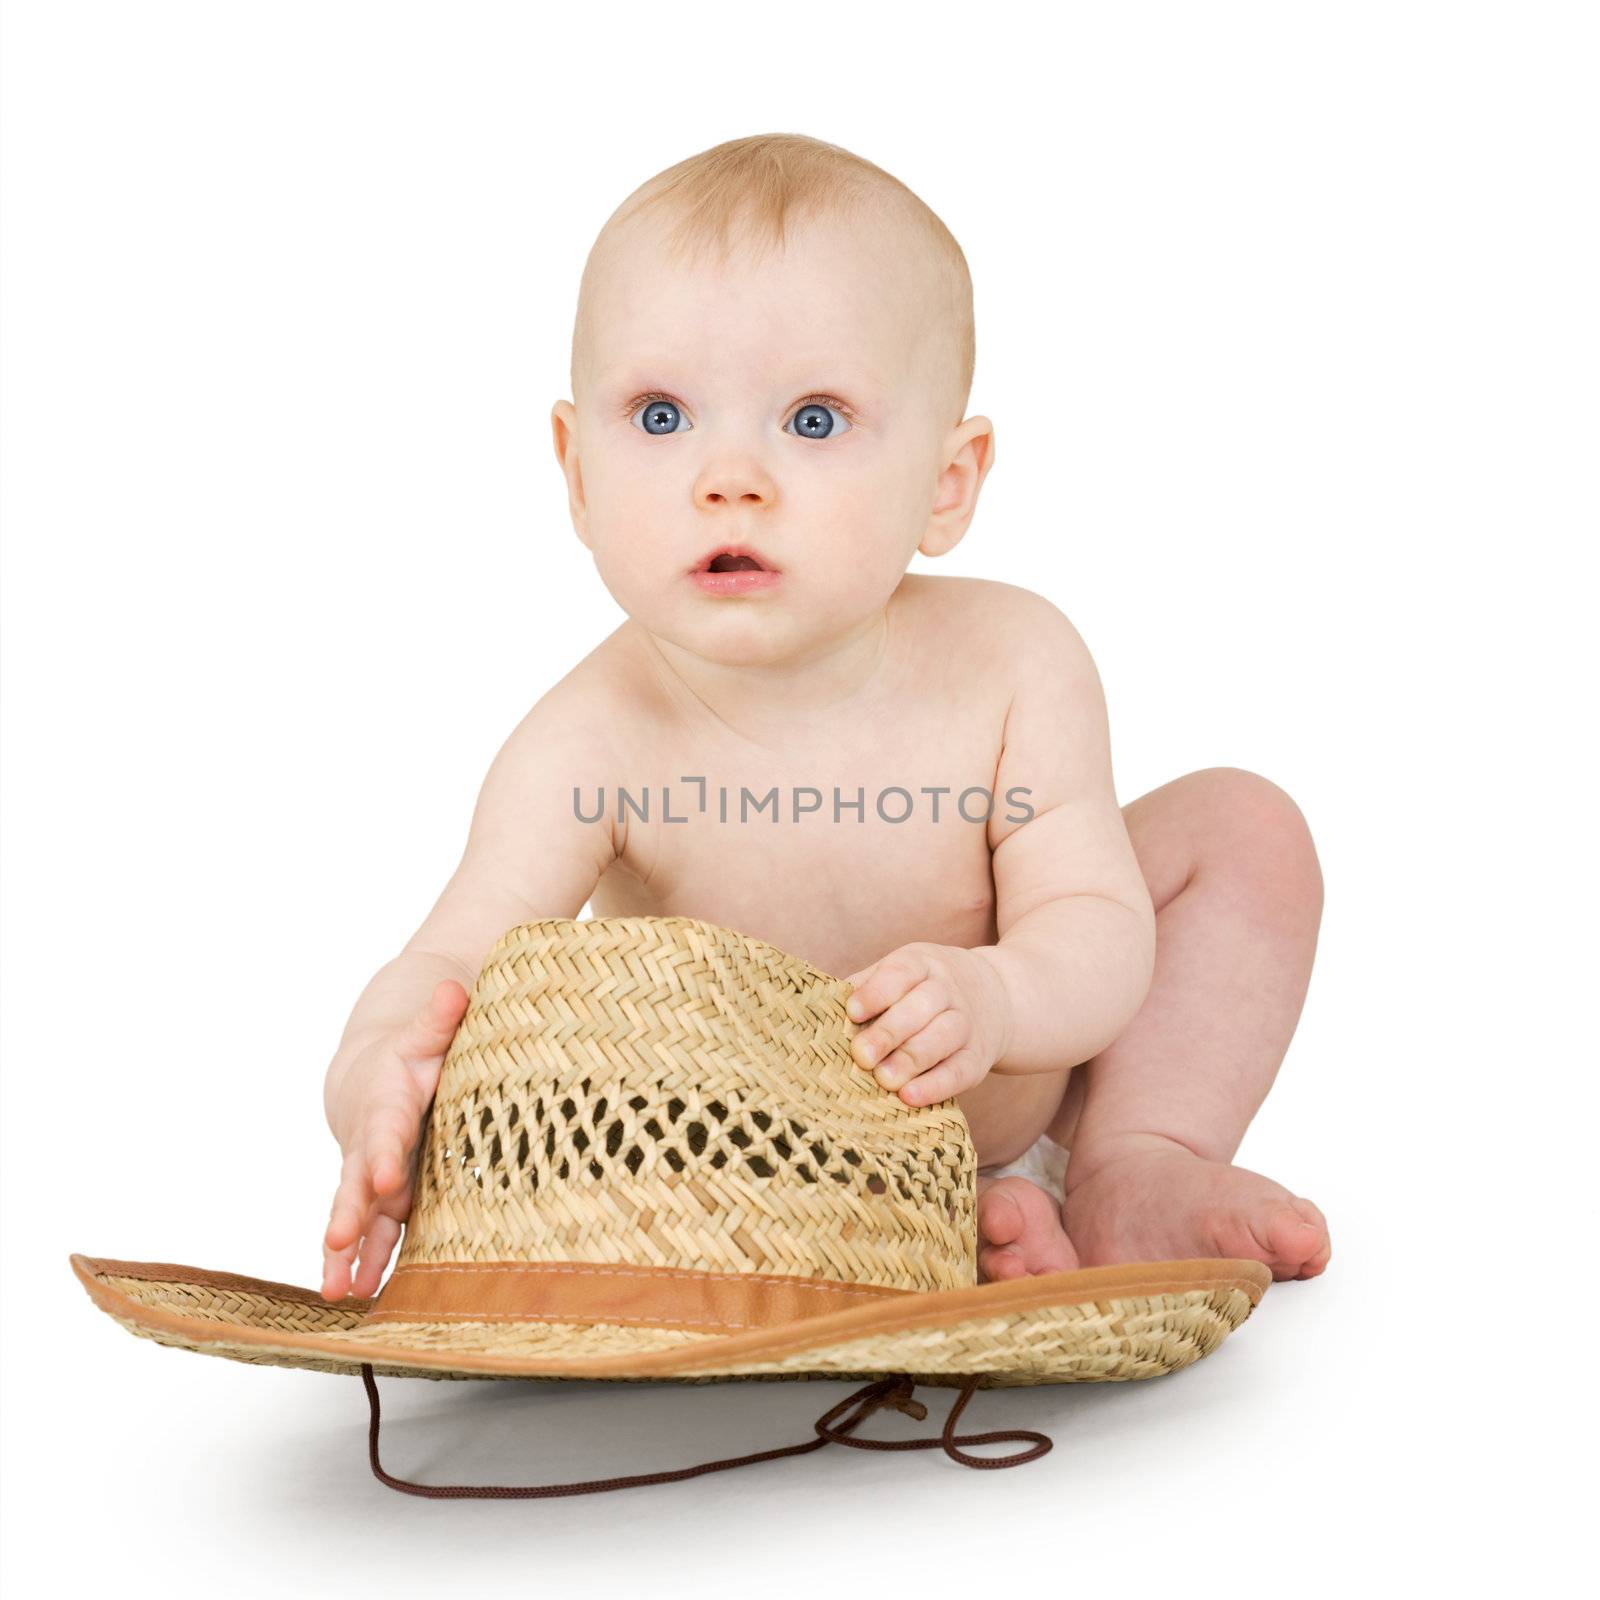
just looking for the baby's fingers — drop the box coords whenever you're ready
[850,978,949,1071]
[347,1211,403,1300]
[893,1043,987,1108]
[869,1012,971,1099]
[322,1149,374,1299]
[322,1150,408,1301]
[363,1096,424,1196]
[844,946,935,1024]
[393,979,471,1071]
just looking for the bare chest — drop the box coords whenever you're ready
[588,703,1009,979]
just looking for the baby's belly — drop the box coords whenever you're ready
[588,795,999,980]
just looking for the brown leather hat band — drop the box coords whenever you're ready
[361,1259,913,1335]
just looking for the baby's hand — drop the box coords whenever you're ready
[321,980,470,1302]
[842,943,1014,1107]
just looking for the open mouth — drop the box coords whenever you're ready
[690,544,782,594]
[693,544,778,575]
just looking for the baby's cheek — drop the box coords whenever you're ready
[589,537,662,607]
[812,529,913,610]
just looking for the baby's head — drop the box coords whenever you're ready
[552,133,994,669]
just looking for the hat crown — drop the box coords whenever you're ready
[391,917,979,1295]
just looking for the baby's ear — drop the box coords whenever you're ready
[550,400,591,548]
[550,399,577,461]
[920,415,995,558]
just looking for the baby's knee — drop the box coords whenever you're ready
[1184,767,1324,926]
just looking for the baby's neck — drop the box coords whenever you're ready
[632,604,897,739]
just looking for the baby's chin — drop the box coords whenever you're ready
[637,589,875,670]
[640,607,809,670]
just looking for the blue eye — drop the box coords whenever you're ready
[787,401,851,440]
[633,397,690,435]
[629,394,855,438]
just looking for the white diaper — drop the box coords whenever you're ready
[977,1131,1070,1196]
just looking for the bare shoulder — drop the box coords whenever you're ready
[896,574,1096,679]
[504,623,664,762]
[392,629,658,975]
[548,620,646,701]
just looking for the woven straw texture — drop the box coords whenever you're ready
[394,914,975,1289]
[72,914,1268,1385]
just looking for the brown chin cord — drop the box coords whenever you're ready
[360,1363,1052,1499]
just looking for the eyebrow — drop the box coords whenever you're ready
[597,364,888,396]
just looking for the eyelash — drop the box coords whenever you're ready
[621,391,860,429]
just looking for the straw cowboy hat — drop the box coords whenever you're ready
[71,914,1270,1498]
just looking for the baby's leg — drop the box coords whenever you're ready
[1062,767,1330,1280]
[957,1062,1073,1168]
[958,1040,1080,1281]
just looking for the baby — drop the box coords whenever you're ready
[320,133,1330,1302]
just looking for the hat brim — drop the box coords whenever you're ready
[70,1252,1269,1389]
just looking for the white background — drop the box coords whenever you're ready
[3,2,1594,1592]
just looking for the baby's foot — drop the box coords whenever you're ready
[1064,1138,1331,1282]
[976,1174,1080,1283]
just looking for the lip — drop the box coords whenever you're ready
[690,568,783,596]
[688,542,782,597]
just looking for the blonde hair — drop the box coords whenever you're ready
[570,132,975,425]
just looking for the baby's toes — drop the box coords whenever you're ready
[979,1241,1029,1281]
[1262,1199,1330,1282]
[976,1182,1029,1282]
[976,1176,1079,1283]
[977,1180,1026,1247]
[1283,1196,1332,1279]
[1203,1178,1330,1282]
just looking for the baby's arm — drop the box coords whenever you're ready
[320,684,620,1299]
[975,595,1155,1073]
[845,591,1155,1105]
